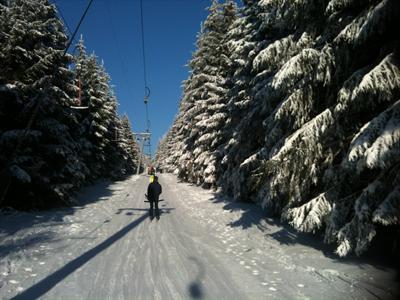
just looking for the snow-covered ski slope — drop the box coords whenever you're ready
[1,174,398,299]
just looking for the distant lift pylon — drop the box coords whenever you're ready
[133,132,151,175]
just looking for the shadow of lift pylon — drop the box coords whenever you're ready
[10,213,149,300]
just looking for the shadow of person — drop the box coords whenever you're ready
[187,257,205,299]
[189,282,202,299]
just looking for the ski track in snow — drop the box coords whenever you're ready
[0,174,398,299]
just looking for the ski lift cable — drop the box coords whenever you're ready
[64,0,95,57]
[104,0,136,99]
[51,0,77,45]
[103,2,126,142]
[140,0,148,93]
[140,0,152,159]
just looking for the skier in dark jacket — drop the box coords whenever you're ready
[147,176,162,219]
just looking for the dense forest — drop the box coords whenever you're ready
[0,0,140,209]
[155,0,400,257]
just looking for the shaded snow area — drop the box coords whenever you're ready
[1,174,398,299]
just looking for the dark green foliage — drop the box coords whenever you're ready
[156,0,238,187]
[156,0,400,257]
[0,0,85,208]
[0,0,139,209]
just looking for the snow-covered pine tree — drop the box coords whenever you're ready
[158,0,237,187]
[73,37,136,180]
[157,0,400,257]
[154,116,185,173]
[154,133,167,171]
[188,0,237,187]
[250,0,400,256]
[0,0,87,209]
[235,0,334,210]
[119,115,140,173]
[102,91,127,179]
[162,84,194,180]
[71,36,93,176]
[218,0,278,201]
[0,0,18,147]
[155,130,174,172]
[72,40,111,179]
[94,60,139,179]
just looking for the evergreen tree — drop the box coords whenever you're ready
[119,115,140,173]
[104,110,140,179]
[195,0,237,188]
[217,0,269,200]
[253,0,400,256]
[161,0,237,187]
[154,115,186,174]
[0,0,87,209]
[156,0,400,257]
[102,90,126,178]
[155,128,176,173]
[73,37,138,180]
[73,40,111,179]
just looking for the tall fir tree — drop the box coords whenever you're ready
[73,39,110,179]
[73,36,138,180]
[119,115,140,173]
[218,0,270,200]
[252,0,400,256]
[0,1,138,209]
[156,0,400,257]
[159,0,237,187]
[0,0,87,208]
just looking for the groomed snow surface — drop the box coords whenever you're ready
[0,174,398,299]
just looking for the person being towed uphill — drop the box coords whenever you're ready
[147,176,162,219]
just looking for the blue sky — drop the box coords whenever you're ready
[53,0,219,156]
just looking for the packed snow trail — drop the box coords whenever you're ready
[0,174,398,299]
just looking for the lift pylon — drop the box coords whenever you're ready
[133,132,151,175]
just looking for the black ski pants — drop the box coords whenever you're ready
[149,200,159,217]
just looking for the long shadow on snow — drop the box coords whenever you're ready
[0,208,75,239]
[10,212,149,300]
[0,179,128,260]
[208,192,398,273]
[209,193,265,230]
[264,215,399,273]
[0,232,58,260]
[0,179,122,235]
[73,177,132,207]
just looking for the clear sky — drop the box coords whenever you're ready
[53,0,217,156]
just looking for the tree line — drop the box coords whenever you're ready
[0,0,140,209]
[155,0,400,257]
